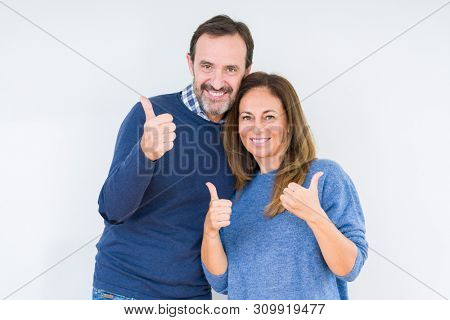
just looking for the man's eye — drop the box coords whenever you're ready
[227,67,237,72]
[202,64,212,70]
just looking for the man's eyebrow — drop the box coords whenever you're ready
[199,61,240,70]
[225,64,240,70]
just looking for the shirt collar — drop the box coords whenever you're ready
[181,84,226,124]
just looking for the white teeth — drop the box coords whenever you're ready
[250,138,270,145]
[207,90,225,97]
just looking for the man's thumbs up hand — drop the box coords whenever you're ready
[139,96,176,161]
[204,182,232,238]
[140,96,156,120]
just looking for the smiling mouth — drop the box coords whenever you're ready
[205,89,228,99]
[250,137,271,146]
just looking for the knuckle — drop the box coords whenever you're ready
[158,113,173,123]
[144,124,156,133]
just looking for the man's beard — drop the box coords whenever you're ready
[193,81,234,116]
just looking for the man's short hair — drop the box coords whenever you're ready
[189,15,254,69]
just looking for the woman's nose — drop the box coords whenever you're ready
[252,123,264,135]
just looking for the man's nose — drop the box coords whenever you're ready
[210,69,225,90]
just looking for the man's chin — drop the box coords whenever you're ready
[202,100,232,116]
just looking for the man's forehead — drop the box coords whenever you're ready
[194,33,247,66]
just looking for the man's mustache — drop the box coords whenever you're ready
[200,83,233,95]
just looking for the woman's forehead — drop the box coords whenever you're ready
[239,88,283,113]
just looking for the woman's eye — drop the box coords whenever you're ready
[265,115,275,120]
[241,116,251,121]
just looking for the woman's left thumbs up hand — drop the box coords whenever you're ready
[280,172,329,224]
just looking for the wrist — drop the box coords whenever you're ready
[306,209,330,228]
[203,226,220,240]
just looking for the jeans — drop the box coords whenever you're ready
[92,287,136,300]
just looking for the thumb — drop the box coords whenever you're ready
[309,171,324,192]
[140,96,156,120]
[205,182,219,201]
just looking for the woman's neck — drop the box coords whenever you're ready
[255,155,283,174]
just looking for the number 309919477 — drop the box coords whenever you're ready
[253,303,325,315]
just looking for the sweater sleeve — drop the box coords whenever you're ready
[201,261,228,295]
[318,160,369,282]
[201,228,229,295]
[97,101,156,224]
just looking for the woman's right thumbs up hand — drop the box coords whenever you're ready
[204,182,232,238]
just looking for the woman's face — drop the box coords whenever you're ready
[238,87,288,167]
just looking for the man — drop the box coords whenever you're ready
[93,15,253,300]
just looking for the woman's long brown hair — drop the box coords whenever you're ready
[224,72,317,217]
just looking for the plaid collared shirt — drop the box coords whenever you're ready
[180,84,225,123]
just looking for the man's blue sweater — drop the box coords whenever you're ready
[93,92,235,299]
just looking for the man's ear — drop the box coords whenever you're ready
[186,53,194,77]
[244,64,252,76]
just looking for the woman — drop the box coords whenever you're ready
[201,72,368,300]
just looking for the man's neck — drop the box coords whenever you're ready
[205,112,224,123]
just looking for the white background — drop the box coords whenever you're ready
[0,0,449,299]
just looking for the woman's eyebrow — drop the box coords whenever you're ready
[262,109,278,113]
[239,109,279,115]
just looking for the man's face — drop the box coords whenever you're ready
[187,33,251,119]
